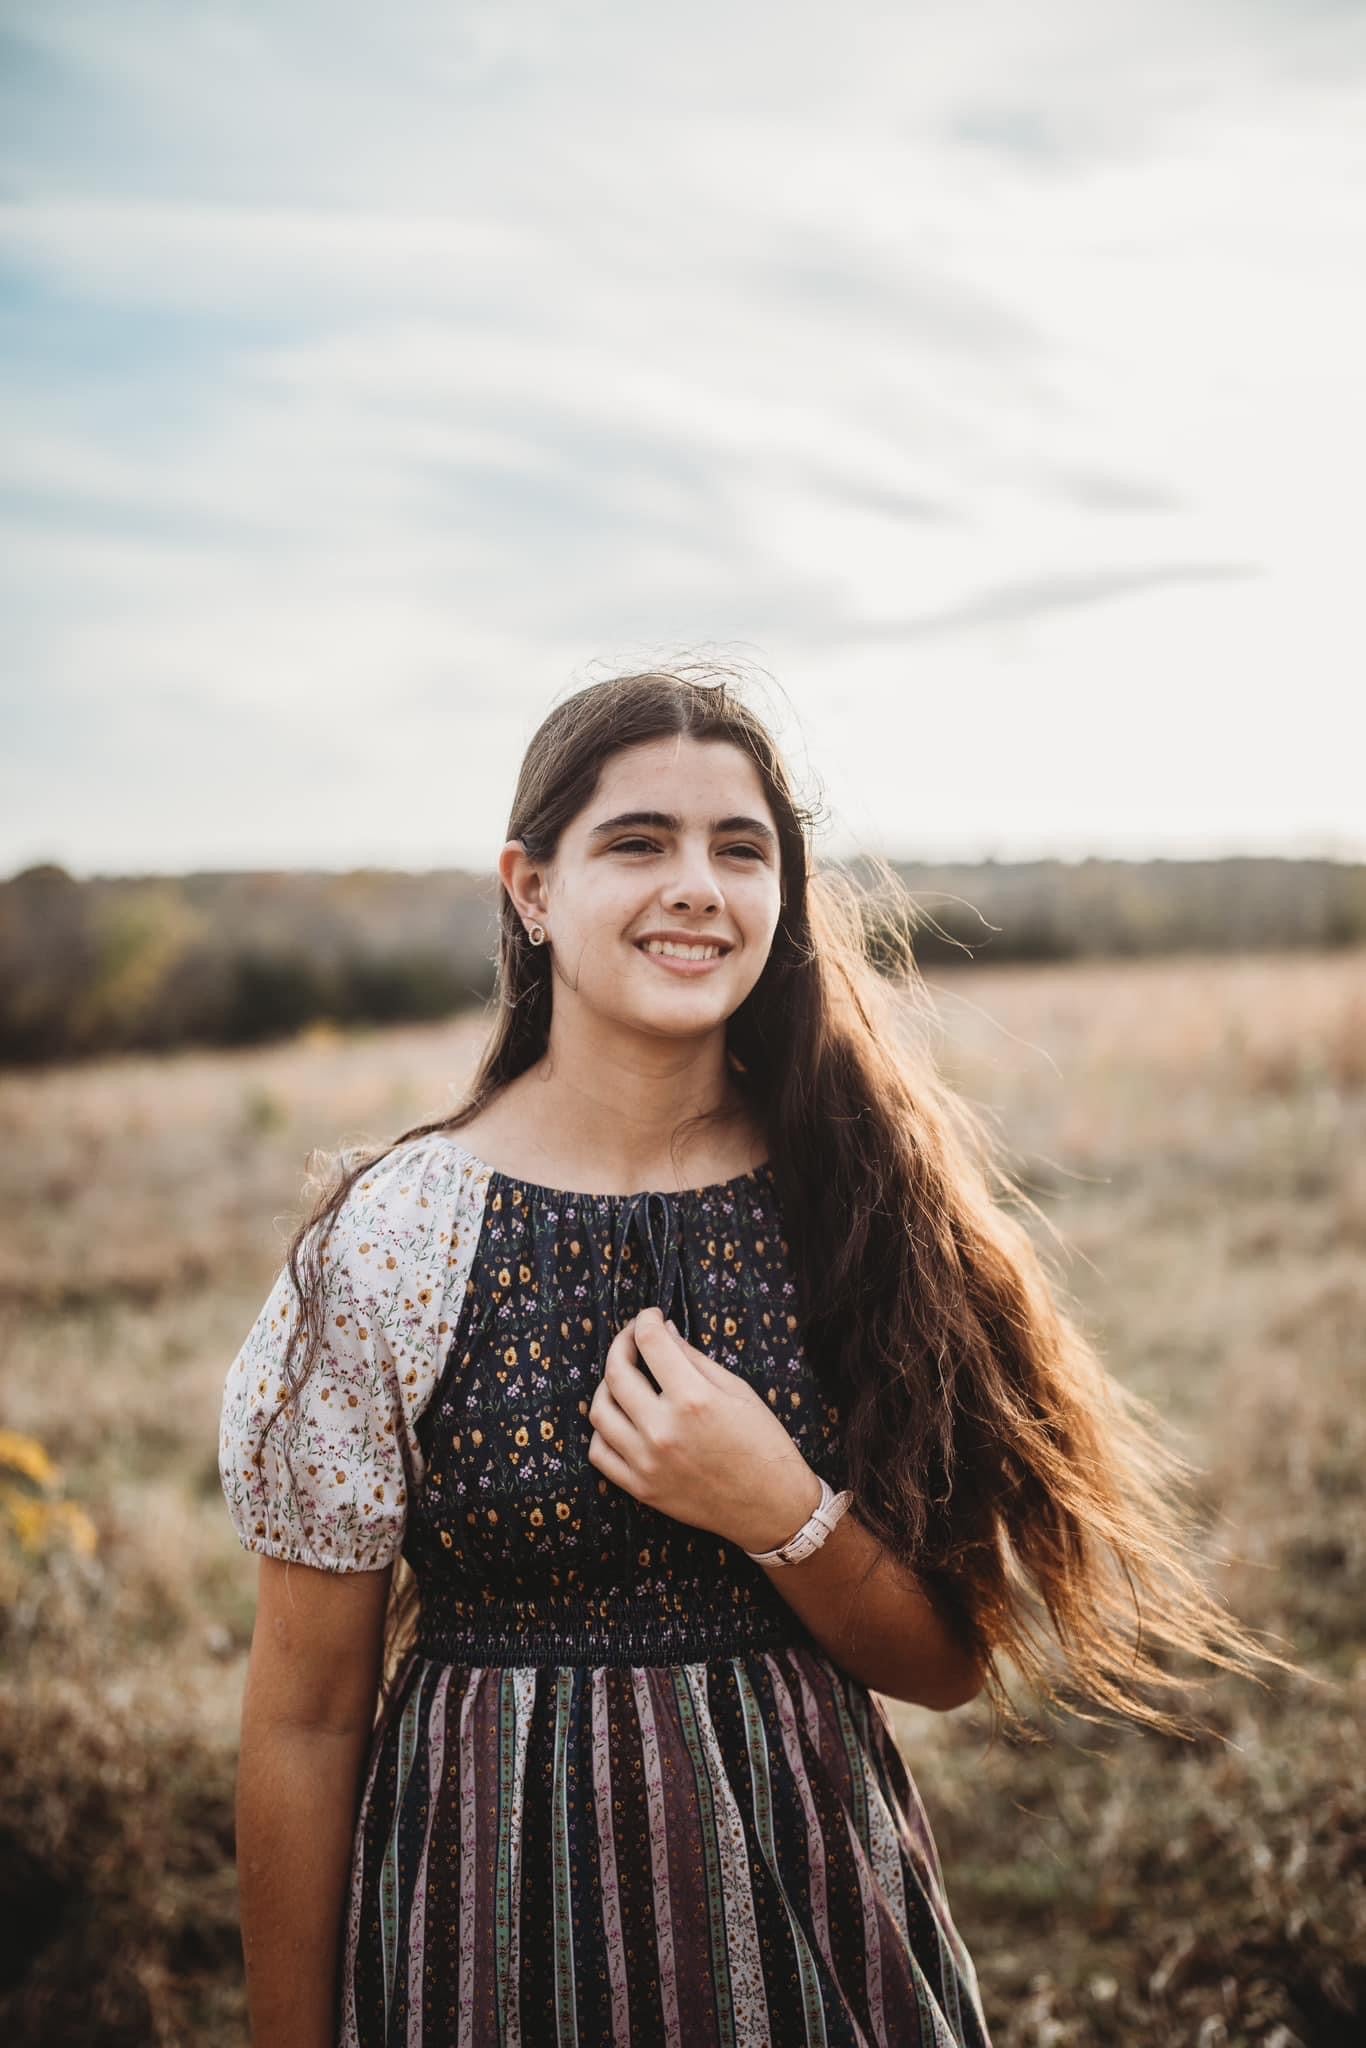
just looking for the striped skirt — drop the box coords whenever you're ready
[340,1645,991,2047]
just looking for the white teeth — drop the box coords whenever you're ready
[640,940,725,961]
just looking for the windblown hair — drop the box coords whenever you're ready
[264,660,1278,1733]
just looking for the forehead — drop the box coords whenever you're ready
[585,734,774,819]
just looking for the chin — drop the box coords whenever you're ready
[624,993,730,1036]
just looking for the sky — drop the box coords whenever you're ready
[3,0,1365,878]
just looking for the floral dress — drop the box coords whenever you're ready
[219,1133,991,2048]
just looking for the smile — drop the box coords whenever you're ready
[635,939,730,972]
[639,939,726,960]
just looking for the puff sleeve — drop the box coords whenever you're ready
[217,1134,490,1572]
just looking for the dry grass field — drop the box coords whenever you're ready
[1,950,1363,2045]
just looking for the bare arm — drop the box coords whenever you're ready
[235,1556,392,2047]
[735,1468,986,1710]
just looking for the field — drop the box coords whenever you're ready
[1,951,1363,2045]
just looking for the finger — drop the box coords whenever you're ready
[638,1309,736,1398]
[587,1427,639,1495]
[666,1320,735,1389]
[630,1306,700,1398]
[603,1322,663,1418]
[590,1374,648,1456]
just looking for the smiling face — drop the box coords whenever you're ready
[501,733,784,1044]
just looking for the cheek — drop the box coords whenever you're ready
[730,886,782,982]
[741,875,783,945]
[563,898,653,989]
[557,876,643,951]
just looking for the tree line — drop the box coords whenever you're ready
[2,855,1362,1067]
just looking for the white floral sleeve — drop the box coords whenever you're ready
[218,1134,491,1572]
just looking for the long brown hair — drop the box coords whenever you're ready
[267,659,1279,1734]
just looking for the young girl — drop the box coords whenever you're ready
[219,665,1264,2047]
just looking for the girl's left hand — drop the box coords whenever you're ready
[586,1305,823,1554]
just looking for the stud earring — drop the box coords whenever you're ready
[527,923,546,946]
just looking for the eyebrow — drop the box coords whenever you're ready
[588,809,777,846]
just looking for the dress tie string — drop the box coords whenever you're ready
[601,1190,692,1552]
[610,1189,692,1365]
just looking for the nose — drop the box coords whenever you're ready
[663,836,724,916]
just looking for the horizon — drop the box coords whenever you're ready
[11,839,1366,890]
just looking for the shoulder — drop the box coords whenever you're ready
[329,1129,491,1263]
[311,1131,494,1402]
[216,1129,492,1573]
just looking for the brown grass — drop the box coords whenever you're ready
[1,954,1362,2045]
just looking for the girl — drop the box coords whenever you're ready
[219,665,1265,2047]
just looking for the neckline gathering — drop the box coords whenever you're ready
[441,1135,775,1208]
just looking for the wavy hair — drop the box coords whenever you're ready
[262,660,1279,1734]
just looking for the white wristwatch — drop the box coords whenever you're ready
[742,1476,854,1568]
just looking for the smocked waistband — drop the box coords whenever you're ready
[416,1581,809,1668]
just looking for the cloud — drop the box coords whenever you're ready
[1054,471,1185,515]
[756,228,1049,365]
[946,105,1087,169]
[804,562,1262,646]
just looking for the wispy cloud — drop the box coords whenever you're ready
[1054,471,1185,516]
[807,562,1262,646]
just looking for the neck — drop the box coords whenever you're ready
[518,1003,751,1184]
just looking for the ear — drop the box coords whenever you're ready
[498,838,551,925]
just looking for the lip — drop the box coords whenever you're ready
[633,934,733,977]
